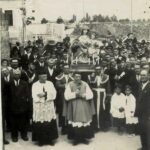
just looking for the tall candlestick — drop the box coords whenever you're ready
[93,55,95,65]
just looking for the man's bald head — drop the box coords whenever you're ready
[141,69,148,75]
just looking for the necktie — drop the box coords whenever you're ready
[137,75,140,82]
[28,54,30,59]
[15,80,19,86]
[15,81,17,86]
[41,63,44,67]
[65,75,68,83]
[5,76,8,82]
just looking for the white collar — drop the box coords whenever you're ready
[142,81,149,90]
[14,79,20,85]
[4,74,10,80]
[48,67,54,75]
[48,67,53,70]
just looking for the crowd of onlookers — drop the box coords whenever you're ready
[1,32,150,149]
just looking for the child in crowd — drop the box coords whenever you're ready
[110,84,126,134]
[125,85,138,137]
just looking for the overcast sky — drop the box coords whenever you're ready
[29,0,150,22]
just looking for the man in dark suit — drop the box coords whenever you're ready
[43,40,56,55]
[129,64,141,100]
[1,68,13,128]
[10,42,22,58]
[10,58,28,82]
[45,59,59,86]
[34,55,46,73]
[20,46,34,71]
[115,60,128,92]
[9,69,30,142]
[104,59,118,93]
[137,70,150,150]
[1,68,13,144]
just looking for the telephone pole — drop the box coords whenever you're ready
[22,0,26,47]
[130,0,133,33]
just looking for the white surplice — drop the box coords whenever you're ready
[32,81,57,123]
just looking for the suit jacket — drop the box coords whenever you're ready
[10,80,30,114]
[9,69,29,82]
[10,46,21,58]
[44,44,55,55]
[20,54,34,71]
[1,74,13,112]
[116,67,128,90]
[34,61,47,73]
[45,67,59,86]
[106,68,117,93]
[136,82,150,118]
[128,71,141,99]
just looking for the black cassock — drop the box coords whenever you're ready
[88,74,111,131]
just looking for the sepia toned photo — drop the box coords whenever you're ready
[0,0,150,150]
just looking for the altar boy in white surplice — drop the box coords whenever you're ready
[32,70,58,146]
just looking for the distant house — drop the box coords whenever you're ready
[0,0,23,27]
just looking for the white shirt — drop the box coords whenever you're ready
[4,74,10,82]
[96,76,101,87]
[32,81,57,122]
[34,55,37,59]
[136,75,141,82]
[40,62,44,67]
[14,79,20,86]
[48,68,54,76]
[27,53,31,59]
[110,93,126,118]
[142,81,149,90]
[64,74,69,83]
[125,94,136,117]
[65,81,93,101]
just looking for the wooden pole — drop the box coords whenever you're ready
[0,8,4,150]
[130,0,133,33]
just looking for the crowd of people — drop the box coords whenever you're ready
[1,29,150,150]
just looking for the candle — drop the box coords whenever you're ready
[76,57,78,64]
[88,58,91,65]
[97,57,100,65]
[66,54,69,63]
[93,55,95,65]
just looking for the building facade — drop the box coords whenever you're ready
[0,0,23,27]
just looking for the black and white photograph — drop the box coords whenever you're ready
[0,0,150,150]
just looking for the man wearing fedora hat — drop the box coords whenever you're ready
[43,40,56,56]
[10,58,28,82]
[10,42,22,58]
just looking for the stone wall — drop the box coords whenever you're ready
[0,8,10,59]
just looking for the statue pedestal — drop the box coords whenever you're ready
[70,64,95,73]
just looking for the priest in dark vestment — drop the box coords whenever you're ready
[92,66,111,131]
[64,73,95,145]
